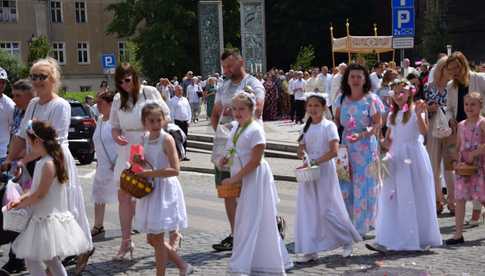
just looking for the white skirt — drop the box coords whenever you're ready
[229,160,293,275]
[13,211,91,261]
[294,162,361,254]
[92,164,117,204]
[134,176,188,234]
[62,144,93,249]
[375,142,442,250]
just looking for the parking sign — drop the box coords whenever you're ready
[101,54,117,69]
[392,0,415,37]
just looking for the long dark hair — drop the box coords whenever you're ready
[297,95,327,142]
[115,63,141,111]
[340,63,371,98]
[27,121,68,183]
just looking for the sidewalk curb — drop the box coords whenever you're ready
[181,166,297,182]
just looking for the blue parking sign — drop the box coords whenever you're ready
[392,0,415,37]
[102,54,117,69]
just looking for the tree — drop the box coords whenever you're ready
[106,0,198,81]
[0,49,28,95]
[28,36,51,65]
[291,45,315,70]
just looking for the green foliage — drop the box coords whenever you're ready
[291,45,315,70]
[124,40,143,73]
[62,91,97,103]
[419,5,449,61]
[106,0,198,81]
[0,49,29,95]
[28,36,51,65]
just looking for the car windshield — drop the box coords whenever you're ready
[71,104,89,117]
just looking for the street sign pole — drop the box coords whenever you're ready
[392,0,415,69]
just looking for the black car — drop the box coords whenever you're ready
[68,99,96,164]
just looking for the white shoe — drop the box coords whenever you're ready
[180,264,194,275]
[342,244,353,257]
[296,253,318,263]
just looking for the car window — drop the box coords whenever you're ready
[71,104,89,117]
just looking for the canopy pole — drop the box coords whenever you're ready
[346,19,351,63]
[330,23,336,69]
[374,23,380,62]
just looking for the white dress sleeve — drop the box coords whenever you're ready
[249,123,266,148]
[49,100,71,139]
[326,121,340,142]
[109,93,122,130]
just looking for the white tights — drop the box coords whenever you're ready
[25,258,67,276]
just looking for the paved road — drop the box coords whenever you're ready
[2,161,485,275]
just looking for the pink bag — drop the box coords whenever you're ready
[2,180,22,206]
[129,144,145,173]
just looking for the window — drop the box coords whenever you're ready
[75,1,87,23]
[77,42,90,64]
[80,86,91,92]
[52,42,66,64]
[0,0,17,22]
[0,41,20,58]
[118,41,127,62]
[50,0,62,23]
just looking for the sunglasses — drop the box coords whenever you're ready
[29,74,49,81]
[118,77,132,85]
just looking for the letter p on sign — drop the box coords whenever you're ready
[397,10,410,28]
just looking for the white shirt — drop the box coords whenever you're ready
[0,94,15,158]
[305,77,324,93]
[402,66,418,78]
[318,73,333,94]
[369,72,382,93]
[169,96,192,122]
[329,73,343,106]
[187,84,201,104]
[290,79,306,100]
[287,78,295,95]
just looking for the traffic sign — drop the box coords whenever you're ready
[392,0,415,37]
[393,37,414,49]
[101,54,117,70]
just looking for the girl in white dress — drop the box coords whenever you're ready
[221,92,293,276]
[370,80,442,251]
[90,91,118,237]
[133,103,192,276]
[9,121,90,276]
[295,94,361,262]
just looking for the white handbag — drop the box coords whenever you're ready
[432,107,452,138]
[211,110,234,170]
[2,206,31,233]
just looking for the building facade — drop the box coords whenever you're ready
[0,0,125,91]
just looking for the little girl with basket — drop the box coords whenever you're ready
[294,93,361,262]
[446,92,485,245]
[131,103,193,275]
[7,121,90,275]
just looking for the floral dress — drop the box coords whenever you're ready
[335,93,384,235]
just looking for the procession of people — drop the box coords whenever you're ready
[0,47,484,276]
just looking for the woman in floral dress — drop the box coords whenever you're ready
[334,63,384,237]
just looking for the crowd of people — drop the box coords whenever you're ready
[0,47,483,276]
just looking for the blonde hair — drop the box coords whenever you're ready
[232,92,255,111]
[446,51,471,87]
[464,91,484,108]
[432,56,449,86]
[31,57,62,93]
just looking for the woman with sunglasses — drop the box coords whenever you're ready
[2,57,94,275]
[110,63,171,261]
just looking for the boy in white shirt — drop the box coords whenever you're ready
[169,85,192,161]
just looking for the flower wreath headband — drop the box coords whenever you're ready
[389,78,416,97]
[234,85,257,105]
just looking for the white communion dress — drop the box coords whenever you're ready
[227,121,293,276]
[13,156,91,261]
[375,110,442,250]
[134,130,188,233]
[295,120,362,254]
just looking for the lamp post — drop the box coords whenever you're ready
[446,44,452,56]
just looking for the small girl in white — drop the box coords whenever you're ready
[91,91,118,237]
[133,103,193,276]
[295,94,361,262]
[8,121,90,276]
[369,80,442,252]
[221,92,293,275]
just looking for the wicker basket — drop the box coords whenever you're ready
[295,165,320,183]
[2,206,31,233]
[455,164,478,177]
[217,183,241,198]
[120,161,154,199]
